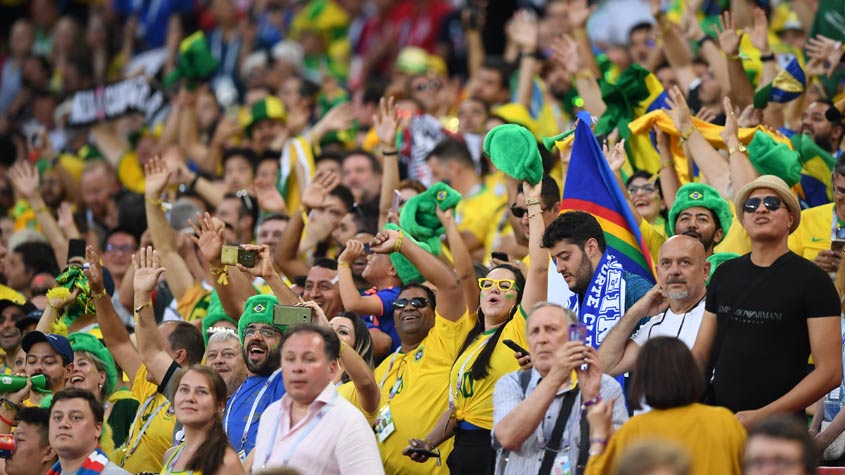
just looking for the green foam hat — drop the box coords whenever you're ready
[667,182,733,238]
[398,182,461,254]
[67,332,117,396]
[238,294,280,343]
[483,124,543,185]
[245,97,287,138]
[202,292,237,345]
[746,131,802,187]
[384,223,429,285]
[163,31,220,88]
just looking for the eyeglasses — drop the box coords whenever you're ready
[742,196,783,214]
[744,457,803,471]
[627,184,657,195]
[478,278,519,291]
[510,204,553,218]
[393,297,429,310]
[243,326,281,338]
[413,80,442,92]
[105,244,137,254]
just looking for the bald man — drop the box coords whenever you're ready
[598,235,710,376]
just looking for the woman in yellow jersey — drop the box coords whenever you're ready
[411,264,527,475]
[627,172,668,236]
[160,365,244,475]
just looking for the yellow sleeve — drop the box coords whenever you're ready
[714,209,751,255]
[639,219,665,268]
[117,152,146,194]
[282,136,315,213]
[338,380,377,424]
[177,284,210,322]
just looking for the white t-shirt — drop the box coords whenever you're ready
[631,298,706,348]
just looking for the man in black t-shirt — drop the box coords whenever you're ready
[692,175,842,429]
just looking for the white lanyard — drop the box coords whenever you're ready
[261,392,339,470]
[378,347,404,400]
[122,394,169,463]
[224,369,281,451]
[449,334,494,408]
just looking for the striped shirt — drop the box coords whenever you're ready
[492,370,628,475]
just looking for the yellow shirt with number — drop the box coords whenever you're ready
[342,309,474,475]
[119,364,176,474]
[449,306,528,430]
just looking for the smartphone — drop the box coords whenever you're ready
[220,245,257,268]
[390,189,402,215]
[491,252,509,262]
[67,239,87,265]
[502,339,529,355]
[832,239,845,253]
[407,448,439,458]
[273,305,312,329]
[363,243,372,254]
[569,323,587,343]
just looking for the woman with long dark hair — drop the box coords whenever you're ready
[160,365,244,475]
[584,337,746,475]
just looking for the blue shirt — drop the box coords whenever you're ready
[224,371,286,455]
[113,0,193,49]
[361,286,402,352]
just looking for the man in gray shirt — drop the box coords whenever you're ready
[493,303,628,475]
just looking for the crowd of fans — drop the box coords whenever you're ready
[1,0,845,474]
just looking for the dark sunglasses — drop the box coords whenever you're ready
[742,196,783,214]
[393,297,429,310]
[510,204,552,218]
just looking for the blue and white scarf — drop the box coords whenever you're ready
[566,252,626,349]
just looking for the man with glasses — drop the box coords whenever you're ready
[692,175,841,429]
[101,228,138,327]
[338,230,473,475]
[226,293,287,461]
[744,416,817,475]
[790,155,845,273]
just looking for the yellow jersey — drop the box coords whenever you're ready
[119,364,176,474]
[449,306,528,429]
[342,309,474,475]
[788,202,835,262]
[456,184,508,256]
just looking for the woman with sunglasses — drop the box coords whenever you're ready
[406,179,563,474]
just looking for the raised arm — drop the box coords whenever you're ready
[8,161,68,265]
[375,97,401,230]
[132,246,175,385]
[437,206,479,314]
[237,244,300,305]
[85,246,142,381]
[714,12,753,109]
[521,180,550,309]
[337,240,383,315]
[720,96,758,198]
[508,10,540,109]
[369,230,466,321]
[144,156,197,301]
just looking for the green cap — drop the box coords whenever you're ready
[483,124,544,185]
[67,332,118,396]
[202,292,237,345]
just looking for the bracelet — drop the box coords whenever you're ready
[524,198,542,207]
[91,289,107,300]
[659,161,674,171]
[134,301,152,315]
[582,394,603,409]
[527,212,542,219]
[394,232,404,254]
[679,125,696,142]
[31,206,47,214]
[726,53,741,61]
[338,261,350,268]
[382,149,398,156]
[589,437,608,445]
[0,413,15,427]
[759,53,775,62]
[696,36,714,49]
[145,197,163,207]
[210,266,229,286]
[187,174,200,191]
[573,71,594,81]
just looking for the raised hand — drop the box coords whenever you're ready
[317,102,354,134]
[300,300,329,327]
[236,244,276,279]
[254,178,287,213]
[565,0,594,30]
[338,239,367,265]
[665,85,694,133]
[84,245,105,295]
[144,155,172,199]
[575,345,603,401]
[301,170,341,211]
[745,7,769,53]
[603,139,627,174]
[57,202,80,238]
[133,246,165,295]
[693,107,717,124]
[736,104,762,128]
[549,35,582,75]
[507,9,540,52]
[434,205,454,227]
[369,230,400,255]
[373,96,400,148]
[719,96,741,148]
[806,35,844,77]
[713,11,743,56]
[8,161,40,200]
[189,212,225,265]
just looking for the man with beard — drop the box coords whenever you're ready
[225,293,287,461]
[790,155,845,273]
[598,235,709,376]
[0,299,35,374]
[798,100,844,155]
[542,211,652,347]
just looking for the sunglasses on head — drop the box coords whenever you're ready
[393,297,429,310]
[742,196,783,214]
[478,278,519,291]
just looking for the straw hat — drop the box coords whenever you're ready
[735,175,801,234]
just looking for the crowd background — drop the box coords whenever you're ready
[0,0,845,474]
